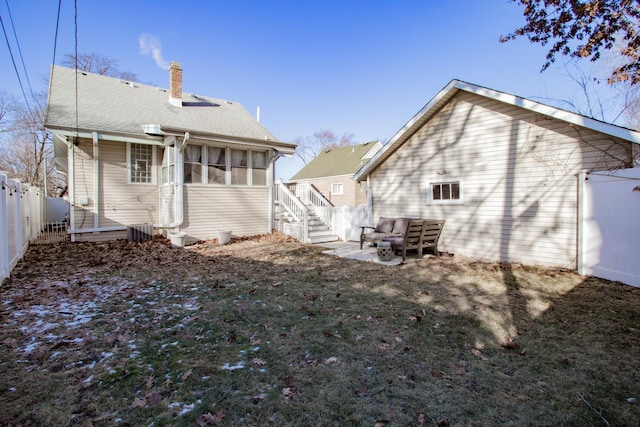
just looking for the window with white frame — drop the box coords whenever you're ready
[230,149,248,185]
[128,143,154,184]
[251,151,267,185]
[180,144,268,186]
[162,146,175,184]
[207,146,226,184]
[331,182,344,195]
[428,180,463,204]
[184,145,203,183]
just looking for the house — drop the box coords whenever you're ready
[45,63,296,245]
[355,79,640,269]
[289,141,382,206]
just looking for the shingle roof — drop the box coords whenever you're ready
[45,65,281,143]
[290,141,381,180]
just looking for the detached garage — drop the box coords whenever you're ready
[355,80,640,284]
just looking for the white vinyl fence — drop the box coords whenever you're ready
[1,173,67,282]
[332,204,369,242]
[579,168,640,287]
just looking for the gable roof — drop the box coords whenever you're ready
[291,141,382,180]
[355,79,640,181]
[45,65,295,153]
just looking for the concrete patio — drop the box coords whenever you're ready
[317,241,432,266]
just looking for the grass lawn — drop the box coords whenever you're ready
[1,233,639,426]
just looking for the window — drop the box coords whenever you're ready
[184,145,202,183]
[428,180,463,204]
[251,151,267,185]
[162,146,175,184]
[230,149,248,185]
[128,143,154,184]
[331,182,344,195]
[207,146,226,184]
[175,145,268,186]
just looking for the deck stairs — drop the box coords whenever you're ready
[274,181,339,244]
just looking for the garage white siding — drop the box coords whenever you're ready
[370,91,633,268]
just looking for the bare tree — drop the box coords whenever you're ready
[0,91,16,132]
[62,52,138,81]
[539,61,639,127]
[501,0,640,84]
[293,130,355,164]
[0,92,61,195]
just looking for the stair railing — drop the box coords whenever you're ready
[305,184,334,230]
[275,182,309,242]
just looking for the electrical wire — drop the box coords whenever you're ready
[0,10,35,123]
[51,0,62,67]
[4,0,33,99]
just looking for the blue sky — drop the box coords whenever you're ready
[0,0,614,179]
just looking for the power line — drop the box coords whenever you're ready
[52,0,62,66]
[4,0,34,99]
[0,10,35,123]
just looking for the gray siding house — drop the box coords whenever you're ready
[45,63,295,244]
[355,80,640,268]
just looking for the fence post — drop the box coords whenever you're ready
[15,180,24,259]
[0,173,9,282]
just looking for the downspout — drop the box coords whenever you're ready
[92,132,99,233]
[268,150,281,233]
[67,136,76,242]
[153,132,189,230]
[365,175,373,226]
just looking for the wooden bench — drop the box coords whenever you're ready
[383,218,445,261]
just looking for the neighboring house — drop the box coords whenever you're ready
[45,63,296,244]
[289,141,382,206]
[355,79,640,269]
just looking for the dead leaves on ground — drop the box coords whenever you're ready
[196,409,225,426]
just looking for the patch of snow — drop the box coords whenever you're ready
[221,361,245,371]
[23,339,41,353]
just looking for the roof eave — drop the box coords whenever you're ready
[152,125,297,154]
[355,79,640,181]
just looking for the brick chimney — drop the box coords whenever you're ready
[169,61,182,107]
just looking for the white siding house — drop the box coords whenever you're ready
[355,80,640,269]
[45,64,296,244]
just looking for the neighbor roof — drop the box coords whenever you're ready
[355,79,640,181]
[291,141,382,180]
[45,66,293,151]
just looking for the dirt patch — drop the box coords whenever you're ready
[1,233,639,426]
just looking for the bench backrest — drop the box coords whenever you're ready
[421,219,445,247]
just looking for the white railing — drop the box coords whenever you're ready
[304,183,334,229]
[275,182,309,242]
